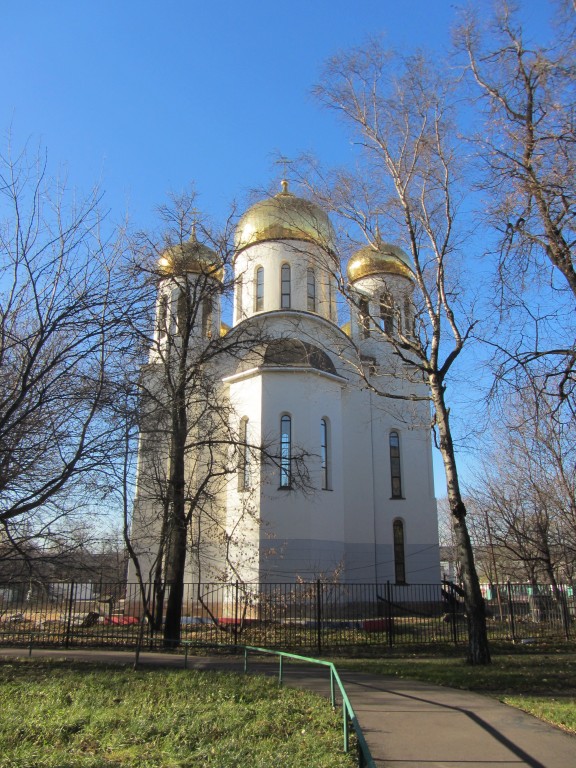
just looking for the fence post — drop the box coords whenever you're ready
[330,667,336,708]
[64,581,76,649]
[342,701,349,753]
[506,581,517,642]
[560,586,570,641]
[234,581,239,648]
[386,581,393,648]
[148,580,155,650]
[450,583,458,646]
[316,579,322,655]
[134,616,146,670]
[145,581,152,650]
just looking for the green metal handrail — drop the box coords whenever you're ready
[241,645,376,768]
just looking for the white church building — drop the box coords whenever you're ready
[129,182,440,587]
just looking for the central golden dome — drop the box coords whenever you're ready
[235,181,335,254]
[158,230,224,282]
[347,240,413,283]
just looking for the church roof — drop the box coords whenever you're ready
[263,338,336,375]
[235,181,335,254]
[347,240,413,282]
[158,230,224,281]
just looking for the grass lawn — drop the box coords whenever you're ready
[336,648,576,734]
[0,660,356,768]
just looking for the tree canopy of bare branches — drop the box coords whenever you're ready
[122,192,277,647]
[0,146,129,568]
[308,42,491,663]
[457,2,576,409]
[470,388,575,594]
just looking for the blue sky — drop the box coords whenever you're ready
[2,0,554,227]
[1,0,558,497]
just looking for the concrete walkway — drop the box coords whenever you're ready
[1,647,575,767]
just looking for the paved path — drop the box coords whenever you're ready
[1,647,575,767]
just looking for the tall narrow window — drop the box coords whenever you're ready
[320,418,329,490]
[389,430,402,498]
[359,297,370,338]
[158,294,168,339]
[328,279,335,321]
[280,414,292,488]
[380,293,394,335]
[281,264,291,309]
[202,295,213,338]
[236,275,243,319]
[307,268,316,312]
[393,519,406,584]
[255,267,264,311]
[177,292,188,334]
[403,296,412,335]
[238,417,250,490]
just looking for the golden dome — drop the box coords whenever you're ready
[158,230,224,282]
[347,241,413,283]
[235,181,335,254]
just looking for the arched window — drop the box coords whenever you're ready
[236,275,243,319]
[393,519,406,584]
[359,297,370,338]
[389,431,402,498]
[280,414,292,488]
[158,294,168,339]
[202,295,213,338]
[380,292,394,335]
[255,267,264,311]
[238,417,250,490]
[403,296,412,335]
[328,279,336,321]
[320,418,329,490]
[281,264,291,309]
[177,292,188,334]
[307,268,316,312]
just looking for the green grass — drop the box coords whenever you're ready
[335,650,576,734]
[502,695,576,733]
[0,660,356,768]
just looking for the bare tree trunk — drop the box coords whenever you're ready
[306,42,493,663]
[430,377,491,664]
[163,387,188,648]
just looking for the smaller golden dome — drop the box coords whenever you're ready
[158,230,224,282]
[347,241,413,283]
[235,181,335,254]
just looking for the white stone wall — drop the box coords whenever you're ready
[129,214,440,592]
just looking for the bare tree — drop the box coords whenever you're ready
[122,193,306,647]
[457,2,576,407]
[470,388,576,595]
[0,145,129,568]
[307,43,491,663]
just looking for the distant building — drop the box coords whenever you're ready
[128,182,440,586]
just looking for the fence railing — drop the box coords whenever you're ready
[0,580,573,652]
[241,645,375,768]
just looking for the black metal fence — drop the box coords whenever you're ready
[0,580,574,653]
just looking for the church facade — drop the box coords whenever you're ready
[128,182,440,587]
